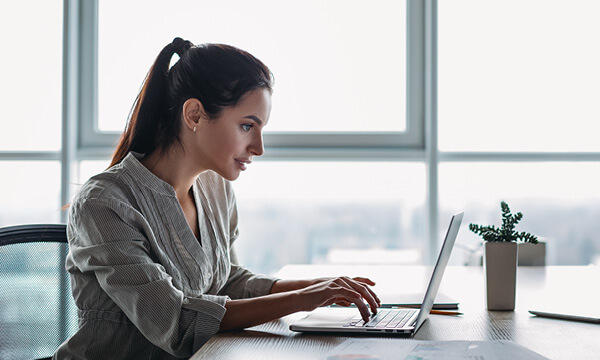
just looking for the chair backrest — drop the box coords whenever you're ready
[0,224,77,360]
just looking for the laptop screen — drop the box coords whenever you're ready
[413,212,463,330]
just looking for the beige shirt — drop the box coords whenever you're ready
[54,153,277,359]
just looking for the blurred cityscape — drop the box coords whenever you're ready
[235,200,600,275]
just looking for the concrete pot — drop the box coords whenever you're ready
[484,241,518,310]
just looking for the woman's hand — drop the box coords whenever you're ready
[296,276,381,322]
[329,277,379,307]
[221,276,381,331]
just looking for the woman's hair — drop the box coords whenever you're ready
[110,37,274,167]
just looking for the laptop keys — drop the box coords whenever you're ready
[391,312,413,328]
[344,309,413,328]
[365,310,393,327]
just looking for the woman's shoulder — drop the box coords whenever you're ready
[72,162,133,205]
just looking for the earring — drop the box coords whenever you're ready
[193,126,197,132]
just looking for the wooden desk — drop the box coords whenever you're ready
[192,266,600,359]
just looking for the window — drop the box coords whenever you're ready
[438,0,600,152]
[0,1,62,152]
[0,1,69,356]
[0,162,62,226]
[437,0,600,266]
[439,162,600,265]
[5,1,600,356]
[234,161,426,274]
[87,0,423,152]
[5,1,600,308]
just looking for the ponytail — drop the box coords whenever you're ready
[110,38,193,167]
[110,37,273,168]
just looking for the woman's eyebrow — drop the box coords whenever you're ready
[244,115,263,126]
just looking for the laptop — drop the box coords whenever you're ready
[290,212,463,336]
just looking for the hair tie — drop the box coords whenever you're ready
[171,37,193,57]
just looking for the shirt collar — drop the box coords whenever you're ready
[121,152,178,197]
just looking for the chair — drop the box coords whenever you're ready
[0,224,77,360]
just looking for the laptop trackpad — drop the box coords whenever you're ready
[294,307,358,327]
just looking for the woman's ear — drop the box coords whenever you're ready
[182,98,206,132]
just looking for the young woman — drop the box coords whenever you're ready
[54,37,380,359]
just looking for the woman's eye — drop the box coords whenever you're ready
[241,124,253,132]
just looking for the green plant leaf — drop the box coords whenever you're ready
[469,201,539,243]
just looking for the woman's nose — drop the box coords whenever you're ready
[250,133,264,156]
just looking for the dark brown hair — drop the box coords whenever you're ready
[110,37,274,167]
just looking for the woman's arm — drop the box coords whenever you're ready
[219,276,381,331]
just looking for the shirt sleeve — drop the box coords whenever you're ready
[68,197,226,357]
[217,187,279,299]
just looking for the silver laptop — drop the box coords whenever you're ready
[290,212,463,336]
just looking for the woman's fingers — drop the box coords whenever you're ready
[337,277,380,314]
[351,277,381,307]
[334,299,352,307]
[302,275,381,322]
[333,287,371,322]
[353,277,376,286]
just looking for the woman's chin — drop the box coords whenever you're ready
[217,169,241,181]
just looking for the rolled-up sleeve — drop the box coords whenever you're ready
[69,197,226,357]
[219,258,278,299]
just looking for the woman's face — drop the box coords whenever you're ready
[195,88,272,181]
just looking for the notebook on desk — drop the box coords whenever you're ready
[290,212,463,336]
[378,292,458,310]
[333,292,459,310]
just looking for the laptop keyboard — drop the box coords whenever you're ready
[344,309,416,329]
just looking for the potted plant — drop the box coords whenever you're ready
[469,201,539,310]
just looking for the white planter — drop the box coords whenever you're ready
[484,242,518,311]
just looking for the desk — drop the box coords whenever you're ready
[192,266,600,359]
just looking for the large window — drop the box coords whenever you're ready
[439,162,600,266]
[86,0,423,153]
[437,0,600,268]
[87,0,427,275]
[0,2,69,357]
[0,0,64,226]
[5,0,600,356]
[438,0,600,152]
[0,162,62,226]
[98,0,408,134]
[3,0,600,292]
[0,1,62,152]
[234,162,426,273]
[74,0,600,273]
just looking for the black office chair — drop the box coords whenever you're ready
[0,224,77,360]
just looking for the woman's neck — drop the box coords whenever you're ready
[140,148,203,201]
